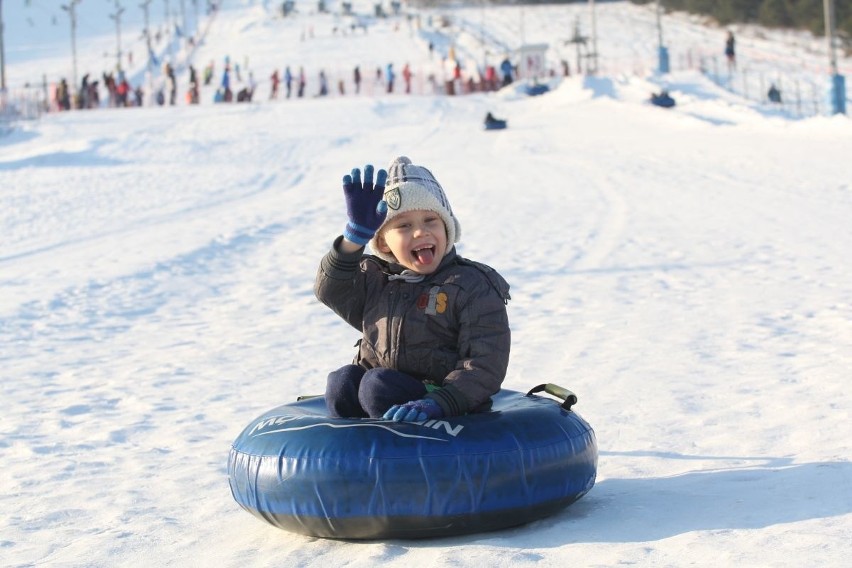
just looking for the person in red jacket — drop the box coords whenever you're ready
[269,69,280,99]
[402,63,413,94]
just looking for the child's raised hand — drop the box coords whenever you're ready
[342,164,388,246]
[383,398,444,422]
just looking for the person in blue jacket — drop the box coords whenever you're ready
[500,57,513,87]
[385,62,395,93]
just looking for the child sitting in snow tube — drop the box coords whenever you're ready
[316,156,511,424]
[650,90,676,108]
[484,112,507,130]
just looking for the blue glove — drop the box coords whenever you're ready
[342,164,388,246]
[383,398,444,422]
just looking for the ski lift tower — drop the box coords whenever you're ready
[587,0,599,74]
[564,18,590,75]
[109,1,126,72]
[824,0,846,114]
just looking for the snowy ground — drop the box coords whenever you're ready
[2,1,852,566]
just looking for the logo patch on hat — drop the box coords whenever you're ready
[384,187,401,210]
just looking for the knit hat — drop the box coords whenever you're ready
[369,156,462,263]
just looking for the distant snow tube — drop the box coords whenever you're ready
[228,384,597,540]
[484,119,508,130]
[651,93,676,108]
[525,83,550,96]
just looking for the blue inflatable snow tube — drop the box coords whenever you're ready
[525,83,550,96]
[228,384,597,539]
[651,92,676,108]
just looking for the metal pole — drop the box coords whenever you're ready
[110,1,126,71]
[61,0,82,91]
[656,0,663,48]
[824,0,846,114]
[141,0,153,57]
[588,0,598,74]
[141,0,153,104]
[824,0,838,75]
[164,0,174,62]
[192,0,198,36]
[480,0,486,73]
[1,0,7,92]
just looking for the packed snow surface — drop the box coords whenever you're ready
[2,1,851,566]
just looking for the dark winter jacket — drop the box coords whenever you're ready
[315,237,511,416]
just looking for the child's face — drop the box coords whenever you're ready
[376,210,448,274]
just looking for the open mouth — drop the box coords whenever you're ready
[412,245,435,265]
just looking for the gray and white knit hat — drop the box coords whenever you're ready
[369,156,462,263]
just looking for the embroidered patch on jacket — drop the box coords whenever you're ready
[418,286,447,315]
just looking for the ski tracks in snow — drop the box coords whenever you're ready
[567,163,630,273]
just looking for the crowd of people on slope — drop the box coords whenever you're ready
[208,53,525,105]
[50,62,184,112]
[44,1,569,114]
[48,39,578,113]
[52,68,143,111]
[46,40,537,112]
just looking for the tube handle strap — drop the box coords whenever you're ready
[525,383,578,411]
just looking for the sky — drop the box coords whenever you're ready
[2,1,852,566]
